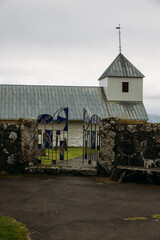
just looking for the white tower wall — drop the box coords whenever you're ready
[99,77,143,101]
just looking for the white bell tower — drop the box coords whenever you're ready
[99,25,144,102]
[98,53,144,102]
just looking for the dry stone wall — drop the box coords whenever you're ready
[99,118,160,177]
[0,118,38,173]
[20,118,38,165]
[0,123,21,173]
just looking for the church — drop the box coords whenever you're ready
[0,52,148,146]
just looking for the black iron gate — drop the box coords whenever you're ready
[37,107,68,165]
[83,108,101,165]
[37,107,100,166]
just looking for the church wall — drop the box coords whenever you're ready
[99,77,108,98]
[106,77,143,101]
[69,121,83,147]
[38,120,83,147]
[99,77,108,88]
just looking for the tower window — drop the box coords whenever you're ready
[122,82,129,92]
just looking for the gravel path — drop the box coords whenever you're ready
[56,155,97,168]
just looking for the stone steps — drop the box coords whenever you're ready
[26,156,97,176]
[25,165,97,176]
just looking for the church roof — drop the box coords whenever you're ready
[0,85,109,120]
[107,101,148,121]
[0,85,148,121]
[98,53,145,80]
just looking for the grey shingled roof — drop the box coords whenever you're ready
[0,85,109,120]
[98,53,145,80]
[107,101,148,121]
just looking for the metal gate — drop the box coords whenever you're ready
[83,108,101,165]
[37,107,68,165]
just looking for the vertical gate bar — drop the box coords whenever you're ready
[41,129,42,163]
[62,132,64,162]
[97,127,99,162]
[52,113,55,164]
[83,132,84,163]
[82,109,84,164]
[44,121,46,163]
[67,129,68,165]
[90,118,92,164]
[98,120,101,157]
[36,121,39,164]
[95,122,97,163]
[52,120,53,163]
[56,133,58,161]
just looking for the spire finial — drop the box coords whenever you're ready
[116,24,122,53]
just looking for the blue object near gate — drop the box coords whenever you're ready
[38,144,41,149]
[60,141,64,160]
[38,159,41,164]
[91,131,96,149]
[45,130,53,149]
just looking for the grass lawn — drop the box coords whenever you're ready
[38,147,97,164]
[38,147,83,164]
[0,215,30,240]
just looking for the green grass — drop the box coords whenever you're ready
[67,147,83,159]
[38,147,83,164]
[0,215,30,240]
[38,147,97,164]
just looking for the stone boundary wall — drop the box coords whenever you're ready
[0,118,38,173]
[98,118,160,177]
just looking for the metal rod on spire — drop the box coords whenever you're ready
[116,24,122,53]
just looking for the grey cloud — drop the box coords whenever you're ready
[0,0,157,47]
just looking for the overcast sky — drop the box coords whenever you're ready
[0,0,160,114]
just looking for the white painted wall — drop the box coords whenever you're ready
[68,121,83,146]
[99,77,143,101]
[38,121,83,147]
[99,77,108,98]
[99,77,108,89]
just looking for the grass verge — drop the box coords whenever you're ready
[0,215,30,240]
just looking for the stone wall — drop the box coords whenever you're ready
[0,123,21,173]
[20,119,38,165]
[0,118,38,173]
[98,118,160,177]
